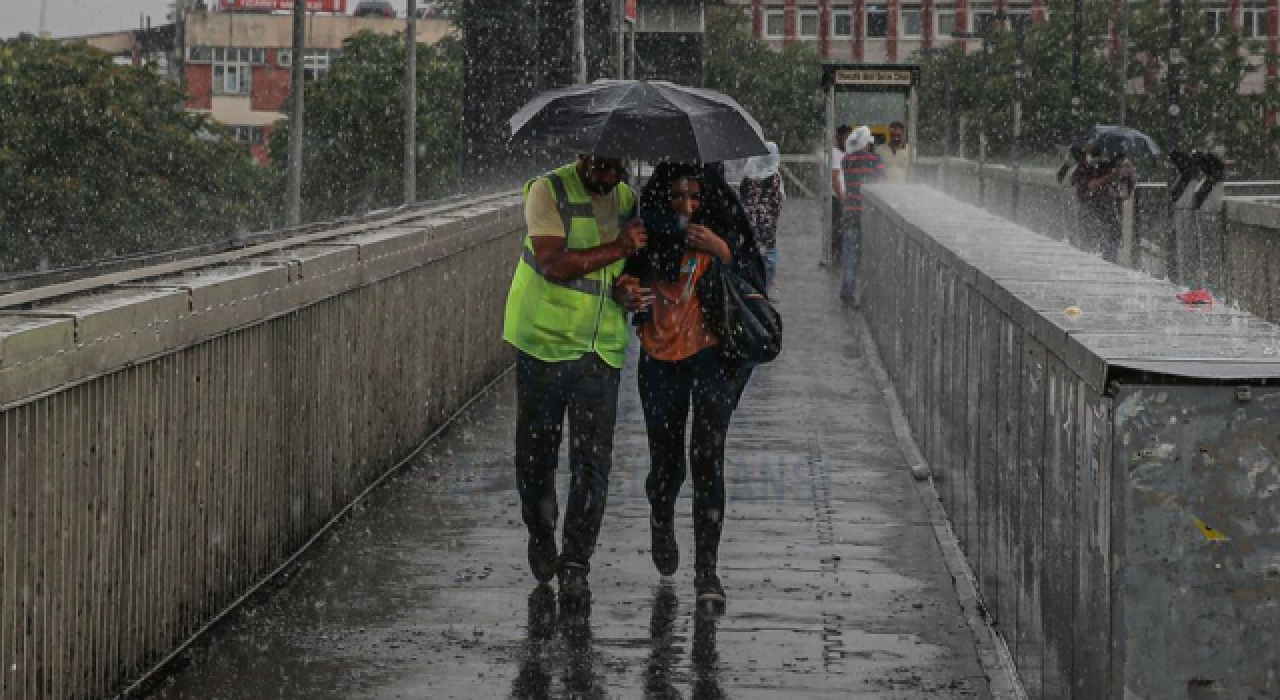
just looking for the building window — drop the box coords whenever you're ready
[867,4,889,37]
[1204,5,1229,34]
[764,5,786,37]
[212,48,255,95]
[798,5,820,37]
[230,125,265,146]
[901,6,922,37]
[1243,3,1269,38]
[972,4,998,34]
[303,50,341,82]
[638,3,703,32]
[936,4,956,37]
[739,5,754,33]
[188,45,212,62]
[277,49,292,67]
[833,7,854,37]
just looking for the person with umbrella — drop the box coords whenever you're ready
[505,79,771,604]
[502,154,652,603]
[1069,126,1150,262]
[625,162,761,609]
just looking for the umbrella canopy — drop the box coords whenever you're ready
[1074,125,1161,157]
[509,79,770,163]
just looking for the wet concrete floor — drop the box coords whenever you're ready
[141,201,991,699]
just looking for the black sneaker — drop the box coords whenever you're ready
[528,535,558,584]
[694,570,726,607]
[558,566,591,603]
[650,517,679,576]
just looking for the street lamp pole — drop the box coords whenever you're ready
[285,0,307,225]
[1167,0,1183,155]
[1072,0,1083,122]
[979,29,991,206]
[404,0,417,205]
[1118,0,1129,125]
[1011,16,1027,217]
[573,0,587,83]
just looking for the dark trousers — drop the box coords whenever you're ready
[515,352,621,573]
[830,196,845,262]
[1079,198,1122,263]
[639,348,747,573]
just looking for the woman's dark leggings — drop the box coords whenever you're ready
[639,347,747,573]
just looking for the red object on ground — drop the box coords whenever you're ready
[1176,289,1214,305]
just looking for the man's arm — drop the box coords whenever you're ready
[524,179,646,280]
[531,220,646,281]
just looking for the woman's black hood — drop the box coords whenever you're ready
[635,162,753,283]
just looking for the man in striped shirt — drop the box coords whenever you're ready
[840,127,885,305]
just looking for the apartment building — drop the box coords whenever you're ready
[723,0,1278,90]
[183,7,453,163]
[69,3,452,164]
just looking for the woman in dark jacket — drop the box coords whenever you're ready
[625,163,759,607]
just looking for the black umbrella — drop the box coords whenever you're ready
[1074,125,1161,157]
[508,79,769,163]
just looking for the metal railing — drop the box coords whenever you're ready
[0,193,524,699]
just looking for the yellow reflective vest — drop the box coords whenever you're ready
[503,163,637,369]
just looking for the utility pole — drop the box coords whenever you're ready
[1071,0,1083,123]
[1118,0,1129,125]
[1167,0,1183,154]
[405,0,418,205]
[286,0,307,226]
[173,0,188,87]
[616,0,626,78]
[979,29,991,205]
[1011,16,1027,217]
[628,13,637,78]
[574,0,587,83]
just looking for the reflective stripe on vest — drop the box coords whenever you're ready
[543,171,596,237]
[520,247,603,297]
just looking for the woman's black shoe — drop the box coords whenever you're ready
[650,517,680,576]
[694,570,726,606]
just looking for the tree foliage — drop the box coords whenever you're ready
[0,36,271,273]
[269,31,464,222]
[914,0,1277,176]
[704,8,825,154]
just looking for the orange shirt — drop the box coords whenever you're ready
[640,251,718,361]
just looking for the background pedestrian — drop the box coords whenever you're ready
[740,141,785,294]
[829,125,853,263]
[882,120,912,184]
[840,127,884,305]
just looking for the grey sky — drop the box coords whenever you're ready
[0,1,397,39]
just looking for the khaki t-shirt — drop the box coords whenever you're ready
[525,179,623,242]
[882,144,913,184]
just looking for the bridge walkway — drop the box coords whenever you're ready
[140,201,993,700]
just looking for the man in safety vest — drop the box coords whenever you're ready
[503,154,651,602]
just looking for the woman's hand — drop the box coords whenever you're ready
[686,224,732,264]
[614,274,653,312]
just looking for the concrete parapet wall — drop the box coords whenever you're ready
[860,184,1280,700]
[0,196,524,699]
[916,158,1280,326]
